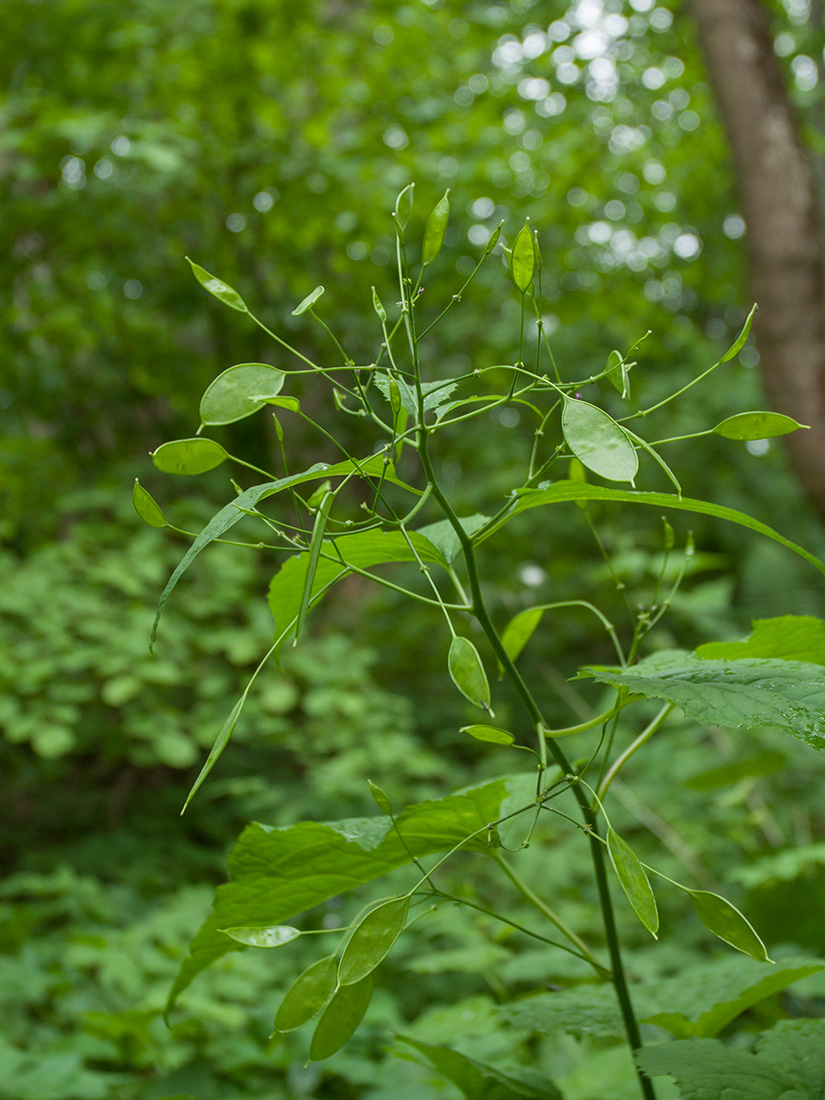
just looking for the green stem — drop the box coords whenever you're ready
[597,704,674,800]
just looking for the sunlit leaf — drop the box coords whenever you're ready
[687,889,771,961]
[696,615,825,666]
[274,956,338,1033]
[309,974,373,1061]
[187,257,247,312]
[460,724,514,745]
[448,635,491,711]
[151,438,228,475]
[338,896,409,985]
[422,189,450,265]
[292,285,324,316]
[561,399,638,484]
[222,925,301,948]
[200,363,286,426]
[607,828,658,938]
[132,479,167,527]
[713,410,808,440]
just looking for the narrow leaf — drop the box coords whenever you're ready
[448,636,492,712]
[200,363,286,426]
[338,896,410,985]
[395,182,414,228]
[309,974,373,1061]
[461,724,514,745]
[511,220,535,293]
[292,285,324,316]
[719,302,757,363]
[562,399,638,484]
[181,696,244,813]
[274,956,338,1033]
[422,189,450,266]
[151,438,228,475]
[688,889,772,961]
[187,257,247,312]
[607,828,659,937]
[132,479,167,528]
[712,410,808,440]
[295,490,334,642]
[222,925,301,948]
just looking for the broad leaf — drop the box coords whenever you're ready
[187,258,247,312]
[713,410,808,440]
[167,776,527,1012]
[477,481,825,581]
[696,616,825,666]
[338,896,409,985]
[607,828,658,938]
[461,724,514,745]
[448,636,491,711]
[222,925,301,948]
[637,1018,825,1099]
[151,438,228,475]
[561,400,638,484]
[582,651,825,751]
[274,955,338,1033]
[309,974,373,1061]
[397,1037,563,1099]
[132,479,167,528]
[199,363,285,426]
[688,889,771,961]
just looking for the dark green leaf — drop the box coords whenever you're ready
[511,221,535,293]
[685,750,787,791]
[688,889,771,961]
[448,635,491,711]
[696,616,825,666]
[338,896,409,985]
[461,724,514,745]
[310,975,373,1061]
[562,399,638,484]
[607,828,659,938]
[187,257,247,312]
[151,438,228,475]
[222,925,301,948]
[132,479,167,528]
[422,189,450,265]
[199,363,286,426]
[292,285,324,316]
[274,955,338,1033]
[397,1036,563,1099]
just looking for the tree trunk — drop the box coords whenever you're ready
[687,0,825,522]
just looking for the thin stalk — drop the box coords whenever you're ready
[597,704,673,800]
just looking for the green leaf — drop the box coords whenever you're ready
[167,776,522,1012]
[511,221,536,293]
[181,695,244,812]
[199,363,286,426]
[373,373,459,418]
[605,349,625,395]
[501,608,544,669]
[637,1018,825,1099]
[257,395,300,413]
[292,285,324,316]
[368,781,393,816]
[151,438,228,475]
[395,182,414,228]
[295,490,333,642]
[397,1037,563,1099]
[187,257,247,312]
[478,481,825,581]
[713,410,808,440]
[422,189,450,265]
[274,955,338,1033]
[268,529,448,648]
[562,400,638,484]
[222,925,301,948]
[719,302,757,363]
[415,514,489,564]
[684,749,787,791]
[607,828,659,938]
[132,479,167,528]
[310,974,373,1061]
[338,896,409,985]
[687,889,771,961]
[461,724,514,745]
[448,636,491,712]
[499,986,625,1041]
[696,616,825,666]
[582,651,825,751]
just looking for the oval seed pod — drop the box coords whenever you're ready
[448,635,492,712]
[132,480,167,528]
[511,220,535,293]
[222,925,301,948]
[199,363,286,426]
[372,286,387,322]
[484,220,503,256]
[395,182,414,228]
[460,724,514,745]
[368,780,393,816]
[309,974,374,1061]
[186,257,247,312]
[292,285,325,316]
[561,398,638,484]
[389,378,402,418]
[606,828,659,938]
[338,896,410,985]
[151,438,228,475]
[712,411,807,440]
[422,189,450,266]
[687,889,771,961]
[273,955,338,1033]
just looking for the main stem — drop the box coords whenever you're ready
[415,430,656,1100]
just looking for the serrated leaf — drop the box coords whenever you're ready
[637,1018,825,1099]
[562,399,638,484]
[222,925,301,948]
[397,1036,563,1100]
[199,363,286,426]
[338,896,409,985]
[582,651,825,751]
[478,481,825,582]
[422,189,450,265]
[151,438,228,475]
[511,221,535,293]
[713,410,808,440]
[448,636,491,711]
[607,828,659,938]
[132,480,167,527]
[688,889,771,961]
[719,302,757,363]
[461,724,514,745]
[292,285,324,316]
[187,257,247,312]
[274,955,338,1033]
[696,616,825,666]
[309,974,373,1060]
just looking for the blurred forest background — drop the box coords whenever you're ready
[4,1,825,1098]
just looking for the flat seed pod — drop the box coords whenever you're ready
[368,780,393,816]
[273,956,338,1034]
[448,636,492,711]
[712,411,808,440]
[561,398,638,484]
[256,395,300,413]
[395,183,414,228]
[151,438,228,475]
[422,189,450,266]
[719,303,757,363]
[222,925,301,948]
[309,974,373,1061]
[200,363,286,426]
[511,221,535,293]
[338,896,409,986]
[607,828,659,938]
[187,258,247,312]
[292,285,324,316]
[688,889,772,961]
[460,724,514,745]
[132,479,167,528]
